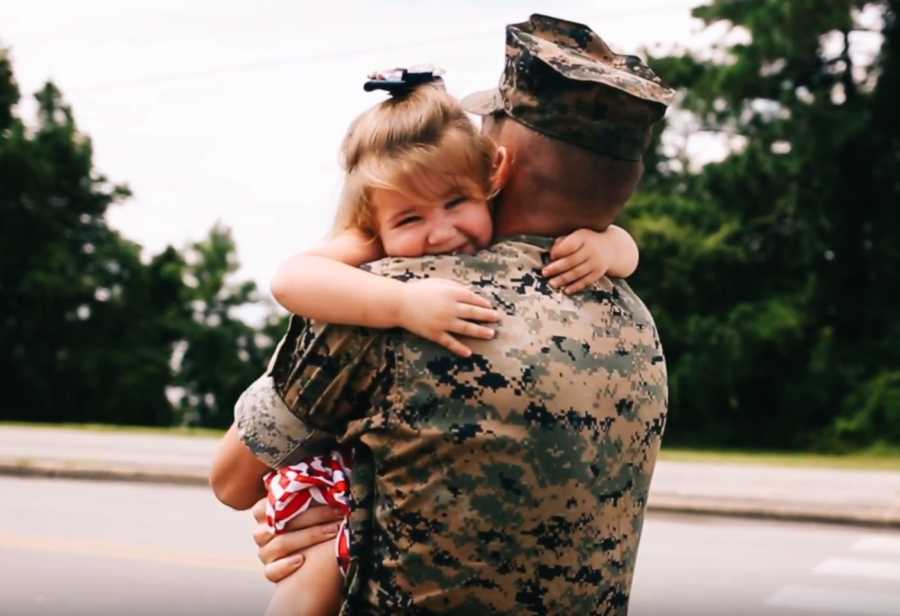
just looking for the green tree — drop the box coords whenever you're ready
[0,48,283,428]
[0,47,183,425]
[172,224,287,428]
[623,0,900,448]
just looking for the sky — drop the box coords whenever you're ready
[2,0,709,297]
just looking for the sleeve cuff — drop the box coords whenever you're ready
[233,374,334,468]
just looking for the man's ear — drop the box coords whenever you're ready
[490,146,512,193]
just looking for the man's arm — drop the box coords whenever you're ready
[233,316,391,583]
[231,315,390,478]
[251,497,344,582]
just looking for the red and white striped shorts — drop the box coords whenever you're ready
[263,449,352,577]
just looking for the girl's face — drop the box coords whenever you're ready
[371,186,493,258]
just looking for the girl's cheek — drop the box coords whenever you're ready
[380,233,400,256]
[382,231,421,258]
[478,215,494,246]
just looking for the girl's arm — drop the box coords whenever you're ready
[210,425,269,510]
[270,229,502,357]
[541,225,640,294]
[271,229,396,328]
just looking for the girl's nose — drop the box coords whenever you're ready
[427,224,455,246]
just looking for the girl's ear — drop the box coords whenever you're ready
[490,146,512,193]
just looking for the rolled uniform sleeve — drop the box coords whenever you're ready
[234,314,392,468]
[233,373,321,467]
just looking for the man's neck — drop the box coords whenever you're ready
[492,184,607,237]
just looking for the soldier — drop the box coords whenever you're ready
[240,13,672,615]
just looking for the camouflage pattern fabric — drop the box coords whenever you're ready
[236,236,668,615]
[461,14,676,161]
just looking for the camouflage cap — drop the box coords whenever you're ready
[461,14,676,161]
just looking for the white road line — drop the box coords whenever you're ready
[853,536,900,556]
[815,558,900,581]
[766,585,900,615]
[0,532,257,572]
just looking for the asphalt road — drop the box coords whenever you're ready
[4,425,900,527]
[2,476,899,615]
[631,511,900,615]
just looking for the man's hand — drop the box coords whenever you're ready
[252,498,345,583]
[397,278,501,357]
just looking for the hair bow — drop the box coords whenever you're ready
[363,65,445,95]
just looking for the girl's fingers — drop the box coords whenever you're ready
[564,272,601,295]
[449,319,496,340]
[542,252,589,278]
[434,282,493,310]
[549,259,594,288]
[460,291,493,309]
[549,235,583,260]
[457,303,501,323]
[437,332,473,357]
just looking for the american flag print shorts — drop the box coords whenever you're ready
[263,449,352,577]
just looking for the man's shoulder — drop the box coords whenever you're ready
[263,314,396,424]
[272,314,385,367]
[363,236,553,282]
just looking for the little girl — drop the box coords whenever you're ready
[211,67,640,616]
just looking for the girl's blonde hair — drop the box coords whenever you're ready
[332,84,497,236]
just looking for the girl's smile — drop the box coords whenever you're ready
[372,187,493,258]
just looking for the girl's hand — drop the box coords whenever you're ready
[542,228,614,295]
[398,278,501,357]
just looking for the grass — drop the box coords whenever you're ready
[660,445,900,471]
[3,421,900,471]
[0,421,225,438]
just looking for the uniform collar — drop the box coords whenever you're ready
[492,234,555,249]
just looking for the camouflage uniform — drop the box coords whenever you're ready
[236,237,668,615]
[236,13,674,615]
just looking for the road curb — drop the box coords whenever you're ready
[648,495,900,530]
[0,461,208,487]
[4,460,899,530]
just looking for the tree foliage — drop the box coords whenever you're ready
[173,225,288,428]
[623,0,900,448]
[0,47,284,428]
[4,0,899,449]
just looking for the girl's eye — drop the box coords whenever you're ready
[445,196,467,210]
[396,216,420,227]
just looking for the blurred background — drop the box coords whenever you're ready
[2,0,898,452]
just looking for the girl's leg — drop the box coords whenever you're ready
[264,539,344,616]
